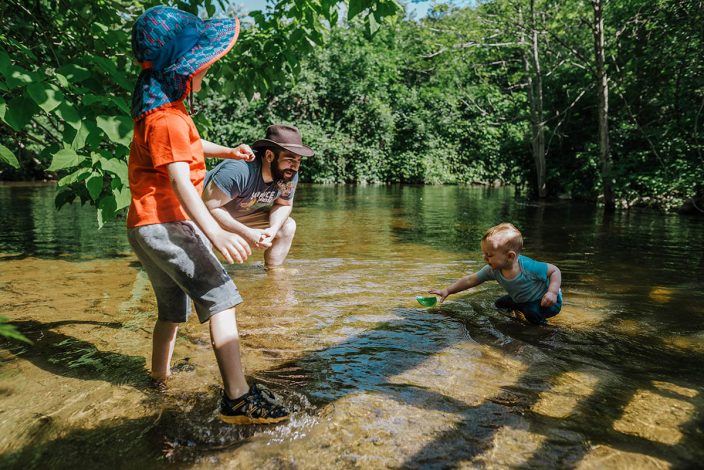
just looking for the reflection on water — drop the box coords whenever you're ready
[1,183,703,468]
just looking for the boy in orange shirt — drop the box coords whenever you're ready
[128,6,288,424]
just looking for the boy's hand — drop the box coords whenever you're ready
[428,288,449,303]
[541,291,557,307]
[211,230,251,264]
[231,144,255,161]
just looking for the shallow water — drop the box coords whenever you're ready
[1,183,703,469]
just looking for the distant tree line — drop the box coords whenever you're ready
[1,0,702,216]
[206,0,704,212]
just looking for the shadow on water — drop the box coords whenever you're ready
[403,303,704,468]
[256,302,704,468]
[1,320,148,388]
[2,305,703,467]
[0,321,299,468]
[0,393,276,470]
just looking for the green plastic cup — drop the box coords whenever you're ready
[416,295,438,307]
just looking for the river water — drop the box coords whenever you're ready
[1,183,703,469]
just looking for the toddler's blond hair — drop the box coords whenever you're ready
[482,223,523,253]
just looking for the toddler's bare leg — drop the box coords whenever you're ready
[210,308,249,399]
[152,319,179,380]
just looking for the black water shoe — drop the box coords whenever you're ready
[219,383,290,425]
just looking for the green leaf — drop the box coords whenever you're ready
[27,82,64,113]
[2,65,35,89]
[0,317,32,344]
[113,186,131,210]
[96,115,133,147]
[86,172,104,201]
[375,0,401,18]
[83,94,109,107]
[110,97,130,115]
[366,12,380,36]
[91,56,131,91]
[0,144,20,169]
[58,167,91,187]
[100,157,128,184]
[97,195,117,228]
[54,102,81,130]
[71,120,91,150]
[3,95,38,131]
[348,0,365,20]
[55,73,69,88]
[55,188,76,210]
[0,47,9,72]
[0,96,5,120]
[56,64,91,83]
[48,148,84,171]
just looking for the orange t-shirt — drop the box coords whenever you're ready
[127,102,205,228]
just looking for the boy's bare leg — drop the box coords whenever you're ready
[209,308,249,399]
[152,319,179,380]
[264,217,296,268]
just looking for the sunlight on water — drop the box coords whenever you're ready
[1,183,704,468]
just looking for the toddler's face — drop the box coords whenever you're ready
[481,239,513,270]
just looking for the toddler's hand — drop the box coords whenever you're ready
[232,144,255,161]
[428,288,449,304]
[541,291,557,307]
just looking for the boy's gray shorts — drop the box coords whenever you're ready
[127,221,243,323]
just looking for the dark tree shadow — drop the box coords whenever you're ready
[1,320,148,388]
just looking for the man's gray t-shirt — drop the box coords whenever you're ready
[205,157,298,217]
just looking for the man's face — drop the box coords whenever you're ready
[269,150,302,182]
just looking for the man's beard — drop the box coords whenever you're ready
[271,161,297,182]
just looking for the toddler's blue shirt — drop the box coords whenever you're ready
[476,255,559,304]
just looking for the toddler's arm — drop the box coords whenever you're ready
[201,139,255,161]
[167,162,252,264]
[540,263,562,307]
[429,273,483,303]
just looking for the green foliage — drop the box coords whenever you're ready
[206,7,526,185]
[0,0,401,227]
[0,316,31,344]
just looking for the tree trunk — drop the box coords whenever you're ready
[520,0,546,198]
[592,0,614,210]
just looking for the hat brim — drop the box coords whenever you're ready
[252,139,315,158]
[171,17,240,77]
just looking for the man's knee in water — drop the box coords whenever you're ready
[277,217,296,240]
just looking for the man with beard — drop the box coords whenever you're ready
[202,125,314,268]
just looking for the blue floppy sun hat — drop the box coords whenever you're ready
[130,6,240,120]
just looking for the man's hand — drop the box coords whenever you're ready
[243,227,273,250]
[541,291,558,307]
[209,229,252,264]
[261,227,278,241]
[428,288,450,304]
[230,144,255,161]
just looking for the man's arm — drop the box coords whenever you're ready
[200,140,255,161]
[541,263,562,307]
[202,181,272,249]
[264,202,293,237]
[166,162,252,263]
